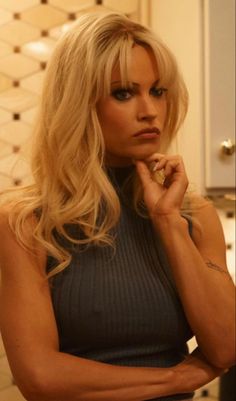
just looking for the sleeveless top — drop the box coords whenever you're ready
[47,166,194,401]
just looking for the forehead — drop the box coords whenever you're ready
[111,45,159,83]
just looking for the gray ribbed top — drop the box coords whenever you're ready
[47,166,194,400]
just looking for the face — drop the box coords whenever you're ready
[96,45,168,166]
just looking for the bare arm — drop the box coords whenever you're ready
[153,201,235,368]
[0,208,223,401]
[135,155,236,369]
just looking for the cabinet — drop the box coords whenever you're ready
[151,0,235,194]
[204,0,235,189]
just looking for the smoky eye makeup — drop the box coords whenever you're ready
[150,86,168,97]
[110,79,168,101]
[110,87,134,101]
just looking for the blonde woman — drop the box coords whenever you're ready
[0,12,235,401]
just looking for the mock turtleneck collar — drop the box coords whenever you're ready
[106,164,136,188]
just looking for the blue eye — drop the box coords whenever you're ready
[150,87,167,97]
[111,89,133,101]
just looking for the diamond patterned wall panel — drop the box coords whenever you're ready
[103,0,138,14]
[0,109,11,125]
[0,141,11,158]
[0,8,12,24]
[22,37,56,62]
[0,0,39,12]
[0,121,32,145]
[21,71,45,94]
[0,87,39,112]
[50,21,75,39]
[21,107,38,124]
[21,5,68,30]
[0,40,12,57]
[75,4,114,19]
[0,153,31,185]
[49,0,95,13]
[0,20,41,46]
[0,53,40,79]
[0,0,149,190]
[0,74,12,92]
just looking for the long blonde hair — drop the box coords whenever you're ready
[3,12,188,276]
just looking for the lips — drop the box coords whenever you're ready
[134,127,160,137]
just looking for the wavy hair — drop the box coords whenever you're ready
[2,12,188,276]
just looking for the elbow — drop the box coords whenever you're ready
[207,348,236,370]
[15,369,53,401]
[17,368,85,401]
[197,332,236,369]
[214,338,236,369]
[17,384,44,401]
[213,356,236,370]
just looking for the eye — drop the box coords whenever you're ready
[150,87,168,97]
[111,88,133,101]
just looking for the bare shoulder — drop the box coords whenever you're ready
[0,203,12,225]
[0,204,19,245]
[0,204,47,274]
[0,203,35,246]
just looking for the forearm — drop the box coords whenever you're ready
[153,214,235,367]
[21,351,177,401]
[19,347,221,401]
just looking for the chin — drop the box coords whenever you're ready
[106,144,160,165]
[132,146,160,160]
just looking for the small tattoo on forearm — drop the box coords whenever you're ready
[205,259,227,274]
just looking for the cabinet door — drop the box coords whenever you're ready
[204,0,235,189]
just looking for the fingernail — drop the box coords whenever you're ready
[152,162,159,172]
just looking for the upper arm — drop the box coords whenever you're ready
[189,197,228,273]
[0,207,59,395]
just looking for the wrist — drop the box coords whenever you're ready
[172,361,197,394]
[173,351,223,394]
[151,212,189,233]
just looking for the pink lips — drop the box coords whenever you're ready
[134,127,160,138]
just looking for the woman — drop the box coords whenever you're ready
[0,12,235,401]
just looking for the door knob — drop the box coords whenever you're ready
[221,139,235,156]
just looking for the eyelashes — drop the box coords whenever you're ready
[150,87,168,97]
[111,86,168,101]
[111,88,133,101]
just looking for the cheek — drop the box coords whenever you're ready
[158,100,167,118]
[99,106,129,133]
[154,102,168,129]
[163,100,168,118]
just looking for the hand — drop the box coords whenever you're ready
[134,153,189,217]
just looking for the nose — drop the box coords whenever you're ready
[137,95,158,121]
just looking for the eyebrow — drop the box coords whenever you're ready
[111,79,160,87]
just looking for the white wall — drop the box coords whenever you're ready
[150,0,204,194]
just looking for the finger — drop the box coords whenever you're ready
[144,153,165,163]
[144,153,177,165]
[145,154,184,173]
[135,160,154,187]
[164,162,173,177]
[152,158,167,172]
[142,153,164,171]
[163,175,172,188]
[163,159,181,176]
[145,154,184,165]
[158,157,185,175]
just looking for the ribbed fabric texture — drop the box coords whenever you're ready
[47,166,194,400]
